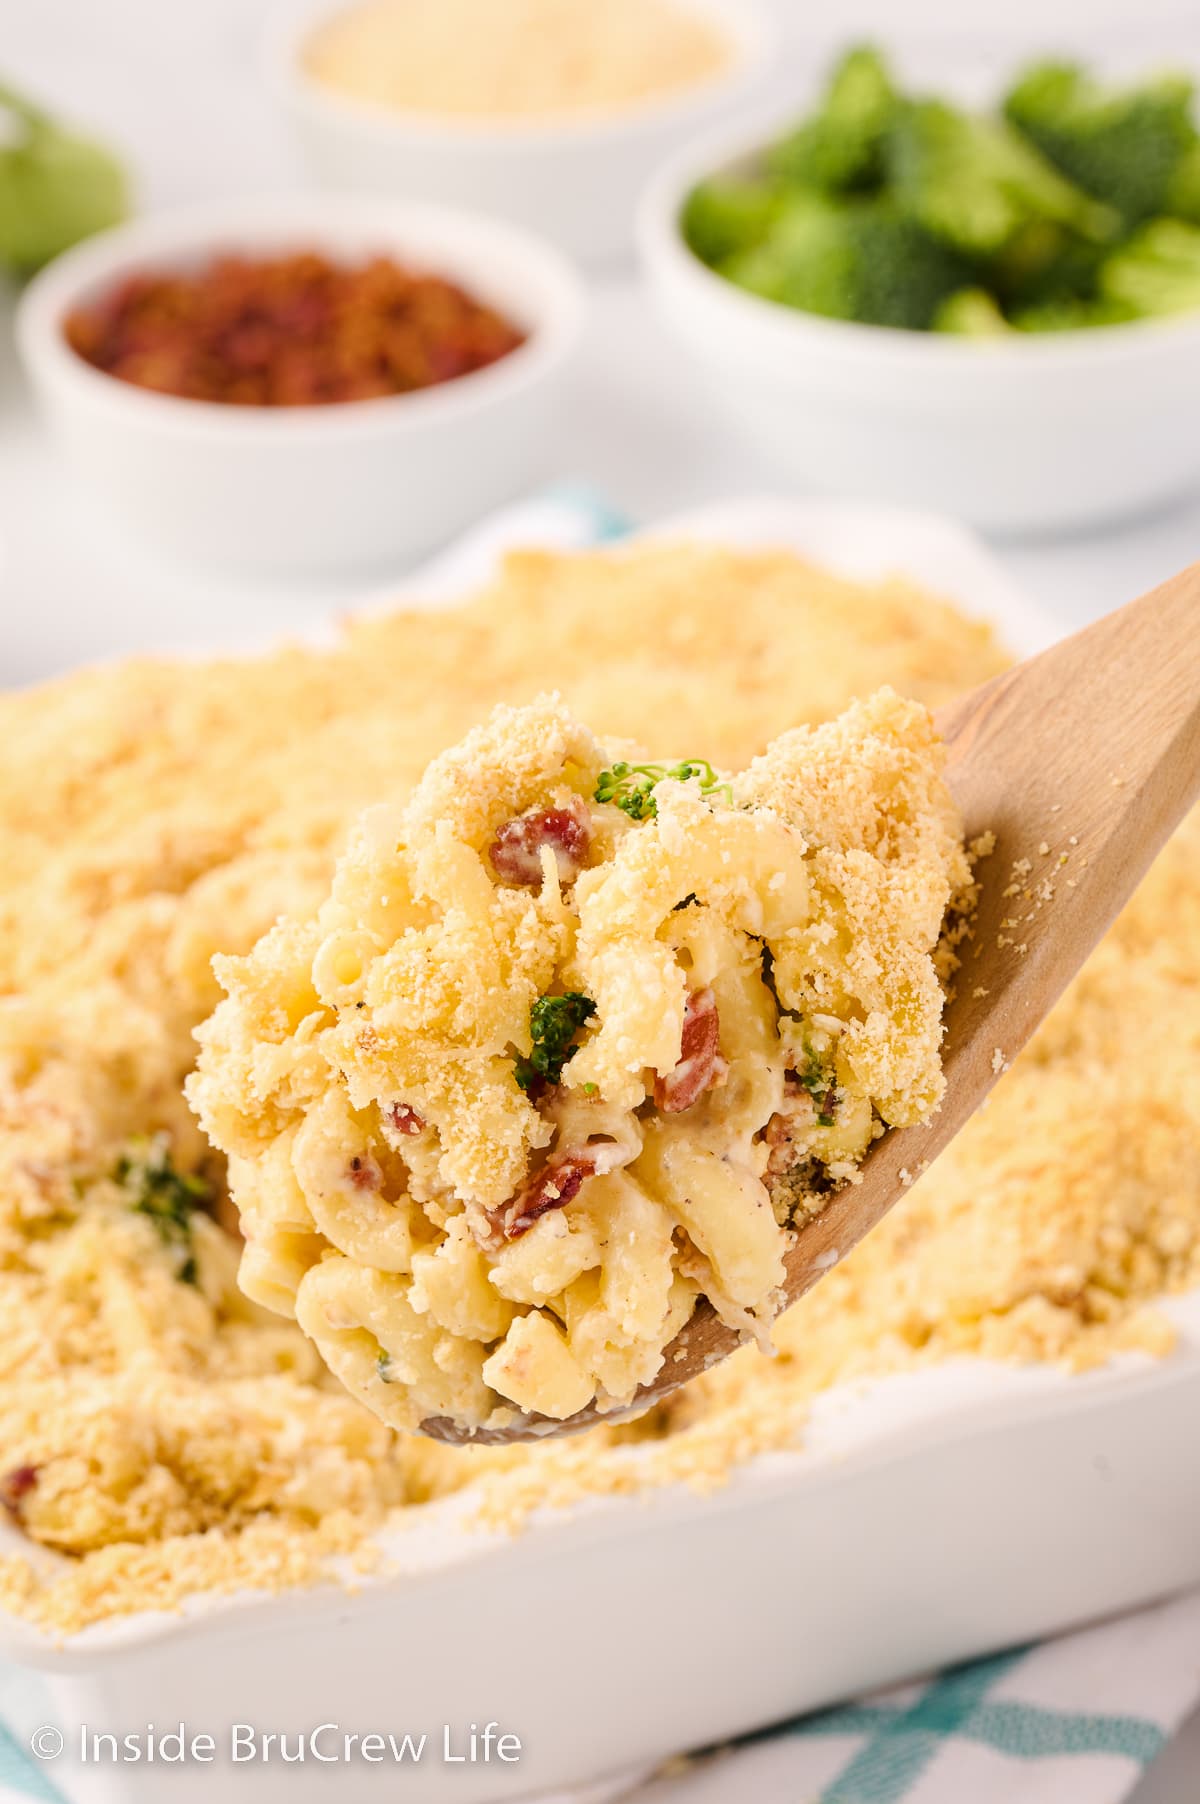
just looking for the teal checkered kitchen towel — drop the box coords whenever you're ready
[543,1589,1200,1804]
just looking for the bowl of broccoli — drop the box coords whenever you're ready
[639,46,1200,532]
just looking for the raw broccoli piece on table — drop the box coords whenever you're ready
[766,45,898,193]
[933,288,1012,335]
[886,99,1119,259]
[1099,218,1200,318]
[722,195,967,330]
[0,81,127,275]
[681,175,779,266]
[1004,61,1198,226]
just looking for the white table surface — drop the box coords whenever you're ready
[1,0,1199,1792]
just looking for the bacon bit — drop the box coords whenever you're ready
[348,1153,383,1192]
[488,799,591,889]
[497,1150,597,1240]
[387,1102,425,1137]
[63,253,525,407]
[764,1090,816,1175]
[0,1465,39,1520]
[654,987,727,1113]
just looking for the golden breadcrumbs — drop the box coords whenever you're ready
[1,542,1195,1637]
[302,0,732,123]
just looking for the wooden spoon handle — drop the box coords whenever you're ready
[937,559,1200,1069]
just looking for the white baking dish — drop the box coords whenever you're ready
[4,497,1196,1804]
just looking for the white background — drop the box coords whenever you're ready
[0,0,1198,1792]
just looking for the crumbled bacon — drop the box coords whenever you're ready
[387,1102,425,1137]
[763,1071,840,1179]
[488,798,591,888]
[348,1153,383,1191]
[654,987,727,1113]
[0,1465,39,1521]
[496,1150,598,1240]
[764,1088,815,1175]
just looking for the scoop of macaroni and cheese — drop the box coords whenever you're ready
[188,691,968,1432]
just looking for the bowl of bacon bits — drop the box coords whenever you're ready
[16,194,584,573]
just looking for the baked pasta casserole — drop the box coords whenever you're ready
[189,691,967,1431]
[2,540,1197,1638]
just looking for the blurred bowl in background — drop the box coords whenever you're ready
[16,194,585,576]
[269,0,774,267]
[639,110,1200,536]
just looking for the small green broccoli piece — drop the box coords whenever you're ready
[681,176,779,267]
[114,1134,209,1285]
[1004,61,1198,227]
[514,993,597,1092]
[886,98,1118,259]
[1099,217,1200,318]
[1010,294,1139,332]
[0,82,128,276]
[1165,141,1200,224]
[722,194,968,330]
[795,1044,838,1128]
[933,287,1013,335]
[767,45,898,193]
[593,758,731,821]
[985,217,1109,311]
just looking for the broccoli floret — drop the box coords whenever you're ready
[886,98,1118,258]
[1099,217,1200,318]
[933,288,1012,335]
[722,194,967,330]
[986,217,1108,309]
[0,82,128,276]
[767,45,898,193]
[514,992,596,1092]
[1165,141,1200,224]
[1011,295,1138,332]
[681,176,779,267]
[1005,61,1198,226]
[114,1134,209,1285]
[593,758,731,820]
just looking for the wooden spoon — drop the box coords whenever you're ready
[423,563,1200,1446]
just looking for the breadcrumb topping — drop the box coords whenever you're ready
[302,0,733,123]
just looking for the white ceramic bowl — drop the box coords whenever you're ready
[16,196,585,576]
[639,110,1200,534]
[269,0,774,267]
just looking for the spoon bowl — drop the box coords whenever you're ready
[424,561,1200,1445]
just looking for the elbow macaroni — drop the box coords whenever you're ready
[189,690,968,1432]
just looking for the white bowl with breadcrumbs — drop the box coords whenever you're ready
[3,497,1200,1804]
[269,0,774,265]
